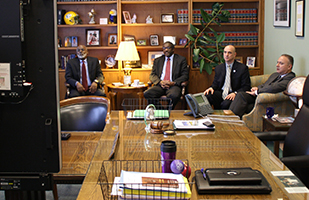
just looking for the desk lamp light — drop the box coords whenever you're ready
[115,41,140,85]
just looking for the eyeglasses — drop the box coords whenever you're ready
[162,46,172,50]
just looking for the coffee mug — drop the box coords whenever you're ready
[133,79,139,86]
[266,107,274,119]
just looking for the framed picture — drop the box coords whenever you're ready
[123,11,131,24]
[161,13,174,23]
[148,51,163,67]
[149,34,159,46]
[235,56,243,63]
[123,35,135,41]
[86,29,100,46]
[137,39,147,46]
[64,36,72,47]
[71,36,78,47]
[246,57,256,68]
[295,0,304,37]
[273,0,290,27]
[163,36,176,45]
[179,38,188,46]
[108,33,117,46]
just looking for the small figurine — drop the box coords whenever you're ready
[109,9,117,24]
[146,15,153,24]
[88,9,96,24]
[132,14,137,23]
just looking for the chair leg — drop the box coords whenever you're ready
[53,183,59,200]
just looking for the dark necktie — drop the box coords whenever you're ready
[82,60,88,91]
[163,58,170,81]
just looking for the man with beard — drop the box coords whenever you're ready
[144,42,189,108]
[65,45,105,97]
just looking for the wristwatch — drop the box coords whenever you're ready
[234,91,237,94]
[94,79,99,85]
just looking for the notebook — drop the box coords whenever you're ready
[126,110,169,119]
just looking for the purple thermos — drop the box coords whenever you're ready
[160,140,177,173]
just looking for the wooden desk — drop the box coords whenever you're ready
[107,84,148,110]
[77,111,306,200]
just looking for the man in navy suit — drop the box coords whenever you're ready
[230,54,295,118]
[65,45,105,97]
[144,42,189,108]
[204,45,251,109]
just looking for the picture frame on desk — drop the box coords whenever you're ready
[273,0,290,27]
[123,35,135,42]
[161,13,174,23]
[246,57,256,68]
[163,36,176,45]
[179,38,188,46]
[137,39,147,46]
[123,11,131,24]
[86,29,100,46]
[64,36,72,47]
[148,51,163,67]
[108,33,117,46]
[71,36,78,47]
[295,0,304,37]
[150,34,159,46]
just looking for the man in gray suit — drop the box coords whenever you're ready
[65,45,105,97]
[144,42,189,108]
[229,54,295,118]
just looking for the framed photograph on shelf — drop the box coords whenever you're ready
[161,13,174,23]
[149,34,159,46]
[123,35,135,42]
[163,36,176,45]
[71,36,78,47]
[148,51,163,67]
[86,29,100,46]
[137,39,147,46]
[246,57,256,68]
[123,11,131,24]
[273,0,290,27]
[108,33,117,46]
[179,38,188,46]
[235,56,243,63]
[295,0,304,37]
[64,36,72,47]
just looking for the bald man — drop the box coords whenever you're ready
[203,45,251,109]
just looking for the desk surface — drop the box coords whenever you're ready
[77,110,306,200]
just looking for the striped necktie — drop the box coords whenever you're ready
[222,65,231,99]
[82,60,88,91]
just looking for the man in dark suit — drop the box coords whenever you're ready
[65,45,105,97]
[229,54,295,118]
[204,45,251,109]
[144,42,189,108]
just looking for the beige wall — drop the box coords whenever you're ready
[264,0,309,76]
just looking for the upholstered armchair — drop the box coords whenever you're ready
[242,74,295,132]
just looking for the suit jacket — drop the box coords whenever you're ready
[65,56,104,88]
[149,54,189,86]
[258,72,295,94]
[211,60,251,93]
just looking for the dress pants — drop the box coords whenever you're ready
[206,90,232,109]
[69,88,106,98]
[229,91,256,118]
[144,85,181,109]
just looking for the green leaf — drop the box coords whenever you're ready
[189,24,198,36]
[193,49,200,62]
[205,62,213,75]
[200,9,210,23]
[207,48,217,53]
[218,15,229,22]
[199,59,205,73]
[217,33,225,43]
[185,34,195,42]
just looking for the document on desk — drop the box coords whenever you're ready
[173,118,215,130]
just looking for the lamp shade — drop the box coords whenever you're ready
[115,41,140,61]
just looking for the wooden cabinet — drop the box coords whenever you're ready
[57,0,264,99]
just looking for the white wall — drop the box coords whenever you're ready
[264,0,309,76]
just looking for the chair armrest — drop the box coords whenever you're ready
[148,80,153,87]
[256,92,289,104]
[281,155,309,168]
[254,131,287,141]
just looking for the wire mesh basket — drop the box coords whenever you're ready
[121,98,173,119]
[98,160,192,200]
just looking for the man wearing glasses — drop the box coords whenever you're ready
[144,42,189,109]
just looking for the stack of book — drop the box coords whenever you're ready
[115,170,191,199]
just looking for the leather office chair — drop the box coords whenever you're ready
[257,75,309,188]
[60,95,110,131]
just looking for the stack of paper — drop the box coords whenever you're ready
[116,170,191,199]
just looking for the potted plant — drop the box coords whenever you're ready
[185,3,230,75]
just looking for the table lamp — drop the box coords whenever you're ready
[115,41,140,85]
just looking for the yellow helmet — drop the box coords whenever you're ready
[64,11,81,25]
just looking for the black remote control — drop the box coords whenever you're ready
[203,121,214,127]
[61,133,71,140]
